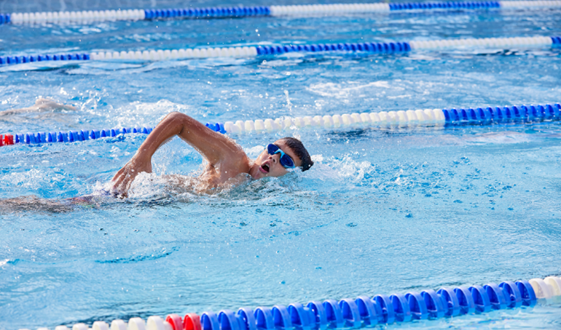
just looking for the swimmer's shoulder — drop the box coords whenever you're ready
[217,138,251,168]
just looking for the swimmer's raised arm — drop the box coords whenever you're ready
[111,112,241,196]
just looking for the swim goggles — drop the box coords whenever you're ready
[267,144,296,169]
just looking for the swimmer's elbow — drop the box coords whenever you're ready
[167,112,199,125]
[165,111,188,122]
[163,112,202,135]
[164,112,189,128]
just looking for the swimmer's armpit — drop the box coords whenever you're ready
[0,98,77,116]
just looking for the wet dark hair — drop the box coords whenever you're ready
[279,137,314,171]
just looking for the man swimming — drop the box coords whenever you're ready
[110,111,314,197]
[0,101,314,210]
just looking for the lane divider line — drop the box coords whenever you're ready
[209,103,561,134]
[0,36,559,68]
[2,103,560,148]
[0,127,153,147]
[2,1,561,25]
[31,275,561,330]
[0,53,89,65]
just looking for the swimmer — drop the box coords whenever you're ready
[111,112,314,197]
[0,111,313,212]
[0,98,76,116]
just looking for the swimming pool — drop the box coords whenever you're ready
[1,0,561,329]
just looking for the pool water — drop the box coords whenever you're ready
[1,1,561,329]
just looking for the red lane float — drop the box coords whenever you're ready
[0,134,14,146]
[5,134,14,145]
[166,314,184,330]
[183,313,202,330]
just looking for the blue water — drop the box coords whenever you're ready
[1,2,561,329]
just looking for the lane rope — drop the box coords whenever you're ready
[0,127,153,147]
[2,103,560,147]
[0,36,559,67]
[23,275,561,330]
[209,103,561,134]
[2,1,561,25]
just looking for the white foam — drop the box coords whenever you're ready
[245,145,265,158]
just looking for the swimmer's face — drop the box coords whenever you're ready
[250,140,302,179]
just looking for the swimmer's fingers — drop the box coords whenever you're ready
[112,180,129,199]
[111,166,127,183]
[110,171,125,191]
[110,167,130,195]
[122,178,134,198]
[113,174,131,196]
[117,174,136,199]
[111,166,138,198]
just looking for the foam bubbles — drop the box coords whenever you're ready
[126,171,170,200]
[244,145,265,158]
[109,100,192,128]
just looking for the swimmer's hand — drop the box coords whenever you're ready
[110,155,152,198]
[110,111,238,197]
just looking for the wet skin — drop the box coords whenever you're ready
[0,110,303,212]
[111,112,302,196]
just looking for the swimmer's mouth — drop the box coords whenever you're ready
[261,163,270,173]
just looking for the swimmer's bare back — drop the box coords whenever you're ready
[111,112,252,197]
[0,98,76,116]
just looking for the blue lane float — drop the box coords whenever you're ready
[143,6,270,20]
[254,41,412,55]
[0,13,10,24]
[0,52,89,66]
[441,103,561,124]
[9,126,153,145]
[194,280,536,330]
[48,277,557,330]
[0,35,559,67]
[389,1,500,10]
[4,1,561,24]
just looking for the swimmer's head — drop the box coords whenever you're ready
[250,137,314,179]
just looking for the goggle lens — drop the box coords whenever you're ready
[267,144,295,169]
